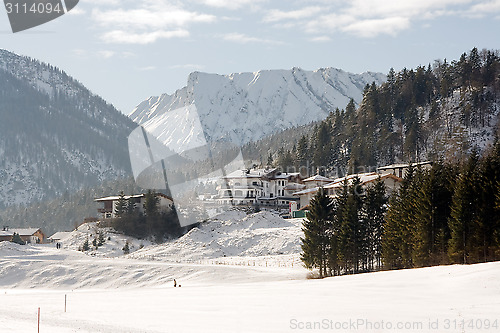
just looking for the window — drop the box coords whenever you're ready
[234,190,243,197]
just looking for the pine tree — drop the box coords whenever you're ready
[338,177,366,273]
[364,177,387,270]
[114,191,127,218]
[11,232,24,245]
[301,188,335,278]
[82,238,90,252]
[448,153,478,264]
[122,241,130,255]
[382,164,417,269]
[98,232,105,246]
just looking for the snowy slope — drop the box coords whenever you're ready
[0,207,499,332]
[130,68,386,146]
[128,211,303,263]
[0,239,499,333]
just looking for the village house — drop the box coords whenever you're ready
[94,193,174,219]
[48,231,72,243]
[0,227,45,244]
[216,168,304,207]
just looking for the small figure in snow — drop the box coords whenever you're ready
[173,279,177,287]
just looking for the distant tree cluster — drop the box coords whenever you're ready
[112,190,183,242]
[301,178,387,277]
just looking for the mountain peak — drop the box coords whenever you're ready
[130,67,386,147]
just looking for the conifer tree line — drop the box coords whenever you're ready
[272,48,500,177]
[302,143,500,277]
[301,177,388,277]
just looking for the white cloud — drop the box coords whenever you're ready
[98,50,115,58]
[101,30,189,44]
[194,0,266,10]
[468,0,500,16]
[90,2,216,44]
[92,8,216,30]
[67,7,86,15]
[309,35,331,42]
[343,16,410,37]
[222,33,284,45]
[264,6,323,22]
[264,0,500,38]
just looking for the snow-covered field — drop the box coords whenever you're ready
[1,211,499,332]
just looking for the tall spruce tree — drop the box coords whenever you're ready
[114,191,127,218]
[364,177,387,270]
[301,188,335,278]
[448,152,479,264]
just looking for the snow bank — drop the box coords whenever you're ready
[128,211,304,262]
[59,222,152,257]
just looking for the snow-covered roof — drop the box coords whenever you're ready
[0,228,41,237]
[284,183,306,191]
[48,232,72,240]
[324,173,402,190]
[292,188,319,196]
[95,194,144,202]
[293,172,402,196]
[303,175,334,182]
[378,161,432,171]
[223,168,299,180]
[273,172,301,179]
[223,168,271,179]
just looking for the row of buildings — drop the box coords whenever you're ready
[92,162,431,220]
[213,162,431,212]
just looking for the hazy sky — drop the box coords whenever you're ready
[1,0,500,114]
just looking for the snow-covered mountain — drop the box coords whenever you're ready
[0,49,135,207]
[130,68,386,146]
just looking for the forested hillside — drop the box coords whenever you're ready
[0,50,136,207]
[274,48,500,176]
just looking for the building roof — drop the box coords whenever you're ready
[222,168,300,180]
[303,175,334,182]
[273,172,301,179]
[95,194,144,202]
[293,172,403,196]
[292,187,319,196]
[284,183,306,191]
[324,172,402,190]
[377,161,432,171]
[94,193,173,202]
[0,228,42,237]
[48,232,72,240]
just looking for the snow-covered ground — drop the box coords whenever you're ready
[1,211,499,332]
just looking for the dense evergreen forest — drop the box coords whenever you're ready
[302,143,500,277]
[301,48,500,276]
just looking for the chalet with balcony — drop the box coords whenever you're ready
[216,168,304,207]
